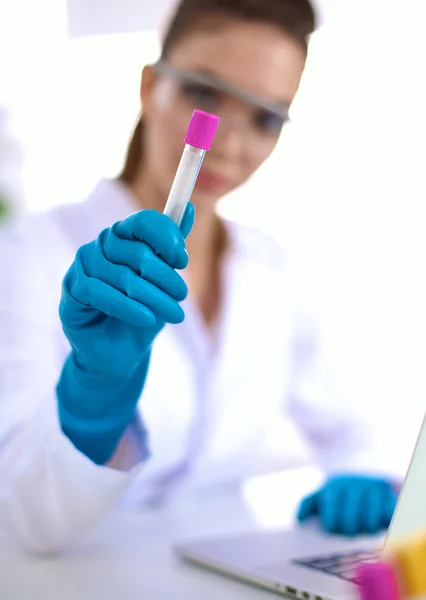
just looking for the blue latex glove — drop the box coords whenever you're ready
[297,474,399,536]
[57,205,195,465]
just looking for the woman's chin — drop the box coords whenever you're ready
[191,187,222,214]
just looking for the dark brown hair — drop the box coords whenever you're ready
[119,0,316,184]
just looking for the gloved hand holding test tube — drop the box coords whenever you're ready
[56,110,219,466]
[163,109,220,226]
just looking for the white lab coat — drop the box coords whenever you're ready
[0,179,389,554]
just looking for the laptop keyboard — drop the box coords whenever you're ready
[292,548,381,583]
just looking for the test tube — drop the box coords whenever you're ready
[163,110,220,226]
[355,561,401,600]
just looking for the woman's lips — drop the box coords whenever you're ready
[196,169,229,193]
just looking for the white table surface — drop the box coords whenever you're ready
[0,469,323,599]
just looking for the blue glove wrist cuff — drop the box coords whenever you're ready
[57,351,150,465]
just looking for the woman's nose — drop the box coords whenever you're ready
[213,115,247,160]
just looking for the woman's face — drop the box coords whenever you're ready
[141,20,307,214]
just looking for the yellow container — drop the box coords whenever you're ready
[392,533,426,598]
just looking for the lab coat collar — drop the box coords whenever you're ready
[54,178,141,252]
[88,178,241,252]
[89,178,140,225]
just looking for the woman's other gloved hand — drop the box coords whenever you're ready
[297,474,399,536]
[56,205,194,465]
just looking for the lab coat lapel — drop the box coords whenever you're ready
[84,179,139,238]
[197,225,292,472]
[57,179,139,250]
[153,226,256,470]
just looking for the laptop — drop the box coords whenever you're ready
[175,414,426,599]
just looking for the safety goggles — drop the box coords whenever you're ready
[153,60,290,150]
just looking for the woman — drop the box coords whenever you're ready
[0,0,399,554]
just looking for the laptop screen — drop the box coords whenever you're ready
[383,412,426,551]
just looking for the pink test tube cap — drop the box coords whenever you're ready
[355,562,401,600]
[184,110,220,151]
